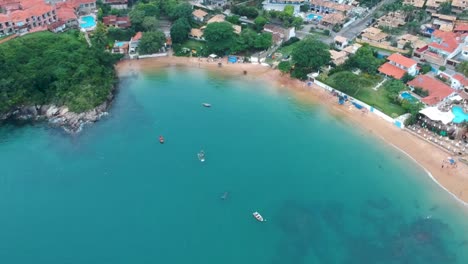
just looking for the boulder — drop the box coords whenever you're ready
[46,106,59,117]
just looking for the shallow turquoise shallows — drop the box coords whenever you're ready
[1,67,468,264]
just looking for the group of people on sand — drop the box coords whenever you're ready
[441,157,457,169]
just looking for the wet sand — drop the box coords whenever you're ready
[116,56,468,205]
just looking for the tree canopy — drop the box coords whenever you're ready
[345,45,384,74]
[291,37,330,79]
[0,31,121,113]
[139,31,166,54]
[456,61,468,76]
[142,16,159,31]
[170,18,191,44]
[203,22,237,55]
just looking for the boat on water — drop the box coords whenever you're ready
[198,150,205,162]
[159,136,164,144]
[202,103,211,108]
[253,211,266,222]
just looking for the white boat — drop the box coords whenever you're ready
[253,211,265,222]
[198,151,205,162]
[202,103,211,108]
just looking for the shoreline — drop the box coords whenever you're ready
[116,56,468,206]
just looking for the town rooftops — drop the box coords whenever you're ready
[192,9,208,19]
[207,14,225,24]
[334,35,347,43]
[407,75,454,105]
[403,0,425,8]
[132,32,143,41]
[190,28,203,38]
[387,53,417,68]
[378,63,406,79]
[454,23,468,32]
[343,43,362,55]
[56,6,77,21]
[432,13,457,22]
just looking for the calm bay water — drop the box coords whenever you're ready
[0,67,468,263]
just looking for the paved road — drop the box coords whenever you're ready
[338,0,395,40]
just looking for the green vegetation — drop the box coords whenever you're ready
[0,31,121,113]
[456,61,468,76]
[439,2,452,15]
[231,5,259,19]
[290,37,330,80]
[139,31,166,54]
[173,39,206,56]
[266,6,304,29]
[278,61,292,74]
[413,87,429,97]
[420,63,432,74]
[170,18,191,44]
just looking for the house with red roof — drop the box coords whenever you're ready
[450,73,468,91]
[129,31,142,53]
[103,15,131,29]
[378,53,418,80]
[407,74,455,106]
[419,30,465,66]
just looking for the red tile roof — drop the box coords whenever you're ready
[454,23,468,32]
[132,31,142,41]
[56,6,77,21]
[430,30,461,53]
[386,53,417,68]
[408,75,454,105]
[453,73,468,86]
[378,62,406,79]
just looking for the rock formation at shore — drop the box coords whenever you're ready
[0,88,115,133]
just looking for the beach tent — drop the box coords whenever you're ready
[209,54,217,58]
[228,56,237,63]
[419,107,455,125]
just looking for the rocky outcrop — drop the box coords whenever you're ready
[0,87,115,133]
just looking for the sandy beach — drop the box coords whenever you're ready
[116,56,468,205]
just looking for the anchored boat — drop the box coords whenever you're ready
[202,103,211,108]
[253,211,266,222]
[198,150,205,162]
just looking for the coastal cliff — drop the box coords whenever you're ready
[0,87,116,133]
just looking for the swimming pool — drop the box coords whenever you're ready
[80,15,96,30]
[400,91,417,102]
[451,106,468,123]
[307,13,323,21]
[115,41,126,47]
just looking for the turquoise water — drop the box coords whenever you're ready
[1,67,468,263]
[307,13,323,21]
[80,15,96,29]
[452,106,468,124]
[115,41,126,47]
[401,91,417,102]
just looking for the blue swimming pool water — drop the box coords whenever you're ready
[307,13,323,21]
[400,91,417,102]
[115,42,126,47]
[451,106,468,123]
[80,15,96,29]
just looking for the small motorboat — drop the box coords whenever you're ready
[159,136,164,144]
[253,211,266,222]
[198,150,205,162]
[220,192,229,200]
[202,103,211,108]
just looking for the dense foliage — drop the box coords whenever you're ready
[456,61,468,76]
[139,31,166,54]
[231,5,259,19]
[0,31,121,113]
[170,18,191,44]
[203,22,237,55]
[291,37,330,79]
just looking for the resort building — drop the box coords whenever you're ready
[407,75,455,105]
[376,11,406,28]
[0,0,59,36]
[402,0,425,8]
[192,9,208,22]
[263,23,295,45]
[334,35,348,50]
[330,50,348,65]
[360,27,388,43]
[431,13,456,32]
[71,0,96,15]
[378,53,418,80]
[397,34,427,50]
[452,0,467,14]
[103,15,130,29]
[262,0,303,13]
[103,0,128,10]
[426,0,450,13]
[454,22,468,34]
[308,0,351,14]
[129,31,142,53]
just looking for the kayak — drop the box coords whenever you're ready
[159,136,164,144]
[202,103,211,108]
[198,151,205,162]
[253,211,265,222]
